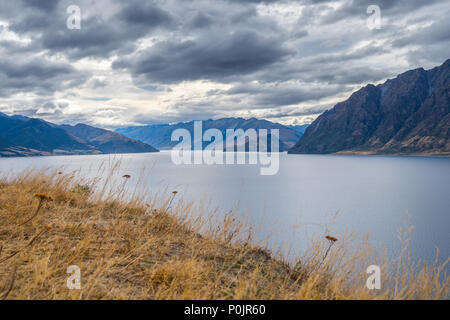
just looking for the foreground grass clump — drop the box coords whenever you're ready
[0,170,448,299]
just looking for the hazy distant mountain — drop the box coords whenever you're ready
[0,114,158,157]
[287,124,309,135]
[289,59,450,155]
[116,117,305,151]
[61,123,158,154]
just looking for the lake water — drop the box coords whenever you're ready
[0,152,449,266]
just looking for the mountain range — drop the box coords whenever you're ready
[0,113,158,157]
[1,59,448,157]
[289,59,450,155]
[116,118,308,151]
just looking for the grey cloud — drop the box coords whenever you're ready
[89,78,108,89]
[188,12,214,29]
[0,40,39,55]
[392,17,450,47]
[0,56,89,97]
[320,0,442,25]
[262,104,334,119]
[35,101,68,116]
[113,30,292,84]
[9,0,175,59]
[225,83,349,107]
[7,104,90,125]
[250,56,394,86]
[22,0,60,12]
[405,46,450,70]
[313,66,394,85]
[118,1,174,27]
[40,16,133,59]
[227,0,280,3]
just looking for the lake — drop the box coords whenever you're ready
[0,152,449,266]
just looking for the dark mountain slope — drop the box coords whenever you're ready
[0,113,25,134]
[3,118,92,153]
[61,123,159,154]
[0,137,11,151]
[289,59,450,155]
[0,114,159,157]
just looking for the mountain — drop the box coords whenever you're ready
[4,118,93,153]
[289,59,450,155]
[60,123,158,154]
[116,118,305,151]
[0,114,158,157]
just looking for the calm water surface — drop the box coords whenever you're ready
[1,152,448,265]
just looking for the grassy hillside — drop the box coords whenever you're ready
[0,170,448,299]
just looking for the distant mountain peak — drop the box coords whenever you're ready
[116,117,309,151]
[0,115,158,157]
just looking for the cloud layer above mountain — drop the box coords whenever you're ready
[0,0,448,127]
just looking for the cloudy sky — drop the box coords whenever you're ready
[0,0,448,128]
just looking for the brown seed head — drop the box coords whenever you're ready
[34,193,54,201]
[325,235,338,242]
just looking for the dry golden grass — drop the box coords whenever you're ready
[0,169,448,300]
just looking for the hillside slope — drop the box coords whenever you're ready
[61,123,158,154]
[0,114,158,157]
[289,59,450,155]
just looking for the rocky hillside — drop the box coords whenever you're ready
[289,59,450,155]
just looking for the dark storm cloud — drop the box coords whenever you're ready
[39,16,134,59]
[304,64,394,85]
[226,0,280,4]
[113,30,292,83]
[187,12,214,29]
[118,1,174,27]
[0,39,39,55]
[22,0,60,12]
[0,56,88,97]
[392,17,450,47]
[8,0,175,59]
[225,83,348,107]
[320,0,442,24]
[248,49,395,86]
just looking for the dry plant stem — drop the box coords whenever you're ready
[19,198,43,226]
[1,266,16,300]
[0,251,19,264]
[322,243,334,264]
[0,227,49,264]
[27,228,50,247]
[166,193,177,212]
